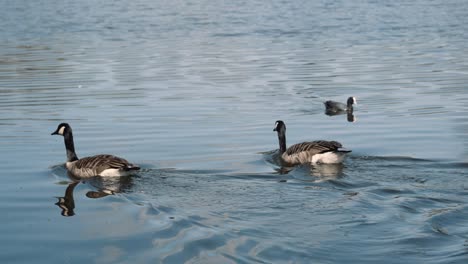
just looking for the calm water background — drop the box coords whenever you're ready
[1,0,468,263]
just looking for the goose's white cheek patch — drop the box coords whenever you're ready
[58,126,65,135]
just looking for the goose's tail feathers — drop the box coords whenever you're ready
[125,164,140,171]
[337,149,352,153]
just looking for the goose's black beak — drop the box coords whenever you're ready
[51,130,58,135]
[273,128,277,132]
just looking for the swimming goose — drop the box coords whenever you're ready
[324,96,356,113]
[51,123,140,177]
[273,120,351,165]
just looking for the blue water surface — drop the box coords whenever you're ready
[1,0,468,263]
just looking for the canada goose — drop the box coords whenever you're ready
[51,123,140,177]
[273,120,351,165]
[324,96,356,113]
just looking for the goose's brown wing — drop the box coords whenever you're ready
[285,140,343,156]
[74,155,139,174]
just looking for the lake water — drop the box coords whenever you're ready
[1,0,468,263]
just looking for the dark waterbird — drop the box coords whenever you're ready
[324,96,357,114]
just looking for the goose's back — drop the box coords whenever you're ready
[66,154,139,177]
[286,140,342,155]
[282,140,347,165]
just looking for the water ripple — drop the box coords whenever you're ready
[1,0,468,262]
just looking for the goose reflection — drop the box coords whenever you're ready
[274,163,344,180]
[55,181,78,217]
[274,164,345,181]
[309,163,344,178]
[55,173,133,217]
[84,176,133,198]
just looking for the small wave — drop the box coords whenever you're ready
[369,187,416,196]
[211,32,249,38]
[430,161,468,169]
[49,163,67,180]
[350,155,432,163]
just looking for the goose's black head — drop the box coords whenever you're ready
[273,120,286,133]
[347,97,357,106]
[51,123,71,136]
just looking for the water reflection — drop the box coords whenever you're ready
[310,163,345,178]
[325,109,357,123]
[55,174,133,217]
[347,112,356,123]
[55,181,78,217]
[2,0,468,261]
[274,163,344,180]
[84,176,134,198]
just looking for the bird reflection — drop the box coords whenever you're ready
[347,112,356,122]
[55,181,78,217]
[274,163,344,180]
[55,173,133,217]
[325,109,357,123]
[309,163,344,178]
[84,176,133,198]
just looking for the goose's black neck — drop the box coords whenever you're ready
[63,130,78,162]
[277,129,287,154]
